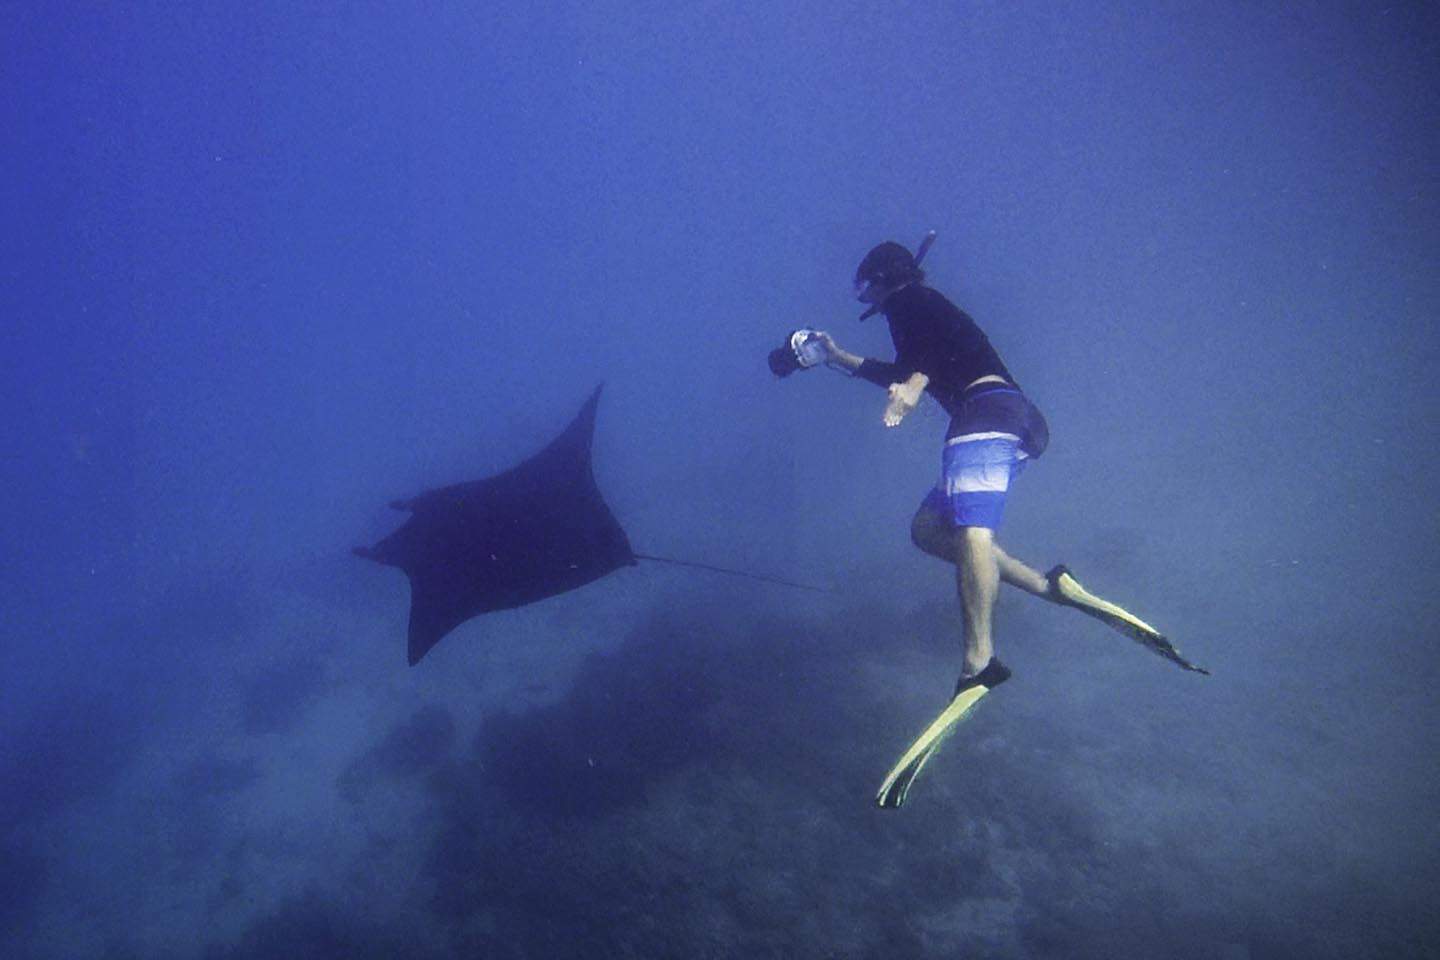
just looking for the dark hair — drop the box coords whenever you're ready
[855,241,924,289]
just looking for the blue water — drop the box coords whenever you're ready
[3,3,1437,957]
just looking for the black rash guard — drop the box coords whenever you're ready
[855,283,1013,418]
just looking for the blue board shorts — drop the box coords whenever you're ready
[920,382,1049,531]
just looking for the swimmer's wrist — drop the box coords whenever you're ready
[827,349,863,374]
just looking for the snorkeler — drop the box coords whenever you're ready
[815,239,1050,688]
[787,235,1205,806]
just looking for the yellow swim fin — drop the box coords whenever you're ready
[1046,565,1209,675]
[875,659,1010,809]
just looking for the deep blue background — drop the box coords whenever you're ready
[3,3,1437,957]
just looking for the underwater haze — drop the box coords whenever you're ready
[3,2,1438,957]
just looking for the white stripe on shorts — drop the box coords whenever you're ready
[950,467,1011,494]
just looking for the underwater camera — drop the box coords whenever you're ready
[767,329,827,378]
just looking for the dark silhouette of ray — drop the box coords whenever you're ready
[355,384,825,666]
[354,385,636,665]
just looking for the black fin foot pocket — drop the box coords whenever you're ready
[954,656,1011,697]
[1044,564,1076,604]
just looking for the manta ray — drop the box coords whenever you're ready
[355,385,817,665]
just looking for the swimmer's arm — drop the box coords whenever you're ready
[813,334,930,426]
[813,332,864,374]
[813,333,903,384]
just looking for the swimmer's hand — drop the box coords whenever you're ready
[883,373,929,427]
